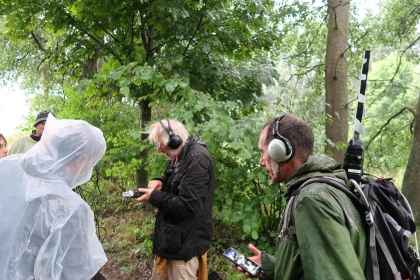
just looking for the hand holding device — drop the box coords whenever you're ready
[122,190,144,198]
[148,180,163,190]
[223,247,262,277]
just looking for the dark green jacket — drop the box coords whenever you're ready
[261,153,366,280]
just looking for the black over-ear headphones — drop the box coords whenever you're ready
[268,115,295,163]
[159,119,183,149]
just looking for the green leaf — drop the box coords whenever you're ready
[244,136,253,150]
[247,172,256,180]
[231,142,242,150]
[119,79,129,88]
[94,73,107,81]
[111,71,123,80]
[206,140,217,153]
[133,77,143,86]
[140,145,149,152]
[232,212,243,222]
[252,231,259,240]
[241,148,252,159]
[226,197,232,206]
[243,224,251,234]
[166,83,175,93]
[120,87,130,96]
[251,222,259,232]
[218,123,228,137]
[79,79,92,86]
[258,172,267,183]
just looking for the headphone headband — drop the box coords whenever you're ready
[159,119,182,149]
[272,115,285,140]
[159,119,173,135]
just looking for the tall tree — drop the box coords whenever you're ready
[402,95,420,221]
[325,0,350,162]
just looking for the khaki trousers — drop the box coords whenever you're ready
[151,257,199,280]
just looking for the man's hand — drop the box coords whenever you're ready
[148,180,163,190]
[234,244,263,278]
[134,188,153,203]
[134,180,162,203]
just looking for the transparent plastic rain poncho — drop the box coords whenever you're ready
[0,114,108,280]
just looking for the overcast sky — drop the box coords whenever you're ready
[0,84,28,135]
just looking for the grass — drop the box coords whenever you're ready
[92,189,254,279]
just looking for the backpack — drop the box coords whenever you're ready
[286,176,420,280]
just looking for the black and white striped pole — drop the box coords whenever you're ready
[343,50,371,183]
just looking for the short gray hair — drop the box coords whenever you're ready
[148,119,189,147]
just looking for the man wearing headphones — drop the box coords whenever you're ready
[237,114,366,279]
[135,119,215,280]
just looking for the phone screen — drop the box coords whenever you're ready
[223,248,261,276]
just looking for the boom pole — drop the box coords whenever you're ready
[343,50,371,183]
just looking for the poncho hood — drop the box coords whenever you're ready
[20,114,106,188]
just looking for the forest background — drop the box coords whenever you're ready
[1,0,420,279]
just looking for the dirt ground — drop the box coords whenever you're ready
[96,207,156,280]
[100,252,154,280]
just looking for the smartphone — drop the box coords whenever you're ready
[223,248,262,277]
[122,190,144,198]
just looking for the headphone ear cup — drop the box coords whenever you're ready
[268,139,290,163]
[167,134,182,149]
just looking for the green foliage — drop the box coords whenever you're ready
[357,55,418,174]
[373,0,420,56]
[0,0,282,107]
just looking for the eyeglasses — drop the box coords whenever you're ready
[155,142,165,149]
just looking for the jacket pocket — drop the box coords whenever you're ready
[161,222,183,252]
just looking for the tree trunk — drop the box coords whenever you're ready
[135,8,155,189]
[324,0,350,163]
[136,98,152,189]
[402,98,420,223]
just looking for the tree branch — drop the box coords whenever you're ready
[92,17,120,44]
[334,31,369,79]
[31,31,45,52]
[365,106,416,151]
[182,0,207,56]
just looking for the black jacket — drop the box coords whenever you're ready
[149,135,215,260]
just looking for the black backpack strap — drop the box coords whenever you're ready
[284,177,365,242]
[279,191,298,240]
[280,177,348,241]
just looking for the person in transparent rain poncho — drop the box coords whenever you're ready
[0,113,108,280]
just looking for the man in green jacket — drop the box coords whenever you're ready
[8,110,54,154]
[237,114,366,279]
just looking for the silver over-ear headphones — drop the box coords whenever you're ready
[268,115,295,163]
[159,119,183,149]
